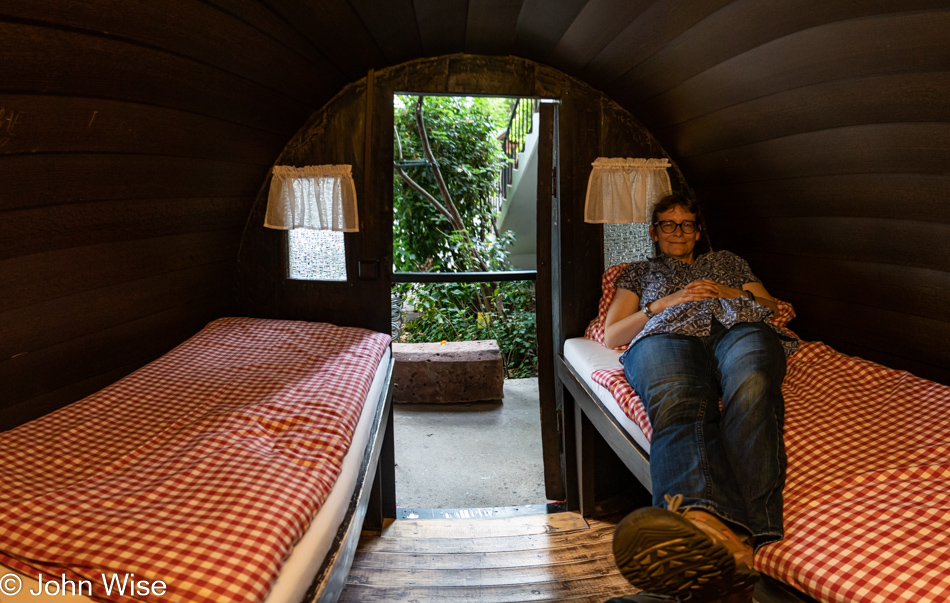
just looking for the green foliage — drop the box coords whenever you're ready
[393,95,538,378]
[398,280,537,379]
[393,95,510,271]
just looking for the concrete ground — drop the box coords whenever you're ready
[393,378,550,509]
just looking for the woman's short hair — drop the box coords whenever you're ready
[650,193,712,256]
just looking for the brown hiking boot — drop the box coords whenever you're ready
[681,508,755,575]
[612,495,759,601]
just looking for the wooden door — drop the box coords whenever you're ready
[536,101,565,502]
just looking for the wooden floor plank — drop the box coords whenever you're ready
[340,512,633,602]
[347,556,623,586]
[339,575,632,602]
[354,521,615,555]
[375,511,590,539]
[350,542,615,570]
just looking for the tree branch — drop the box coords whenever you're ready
[393,162,458,227]
[415,96,465,229]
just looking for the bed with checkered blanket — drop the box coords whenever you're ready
[0,317,393,603]
[558,264,950,603]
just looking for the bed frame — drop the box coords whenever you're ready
[557,353,819,603]
[302,357,396,603]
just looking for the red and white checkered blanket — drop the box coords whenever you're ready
[591,341,950,602]
[0,317,390,603]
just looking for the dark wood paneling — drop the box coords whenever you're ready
[551,0,655,74]
[0,154,267,212]
[0,197,252,260]
[1,261,233,360]
[348,0,423,65]
[697,174,950,224]
[203,0,345,73]
[1,361,146,430]
[411,0,469,57]
[465,0,523,55]
[0,95,285,162]
[0,229,242,312]
[512,0,588,62]
[445,56,537,97]
[605,0,948,110]
[787,322,950,387]
[0,298,228,420]
[629,10,950,126]
[768,289,950,382]
[738,251,950,324]
[262,0,386,80]
[0,21,307,133]
[581,0,730,88]
[709,216,950,273]
[682,123,950,186]
[0,0,338,104]
[599,97,692,194]
[658,72,950,158]
[556,91,602,341]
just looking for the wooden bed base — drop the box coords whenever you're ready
[557,354,818,603]
[302,357,397,603]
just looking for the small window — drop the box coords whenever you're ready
[603,222,653,269]
[288,229,347,281]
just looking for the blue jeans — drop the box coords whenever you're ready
[623,321,787,549]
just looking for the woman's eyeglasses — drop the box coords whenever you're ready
[654,220,699,234]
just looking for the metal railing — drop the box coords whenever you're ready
[391,270,537,339]
[494,98,541,213]
[393,270,536,283]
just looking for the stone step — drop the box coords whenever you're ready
[392,340,504,404]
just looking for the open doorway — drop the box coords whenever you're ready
[389,94,557,517]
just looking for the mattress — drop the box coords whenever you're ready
[562,336,650,454]
[0,318,391,603]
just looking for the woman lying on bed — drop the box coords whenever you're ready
[603,193,798,603]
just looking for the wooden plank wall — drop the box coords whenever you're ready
[0,1,346,428]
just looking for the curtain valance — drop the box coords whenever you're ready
[264,164,359,231]
[584,158,672,224]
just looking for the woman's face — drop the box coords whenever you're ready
[650,205,701,263]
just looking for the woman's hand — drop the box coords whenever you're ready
[694,279,746,300]
[653,279,725,311]
[674,279,781,314]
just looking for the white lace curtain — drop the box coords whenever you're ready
[584,157,672,223]
[264,164,359,231]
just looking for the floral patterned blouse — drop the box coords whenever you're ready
[614,250,799,360]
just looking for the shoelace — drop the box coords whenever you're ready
[664,493,684,513]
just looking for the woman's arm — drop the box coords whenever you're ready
[604,283,721,349]
[603,289,650,349]
[742,282,779,314]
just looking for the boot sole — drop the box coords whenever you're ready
[613,507,759,600]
